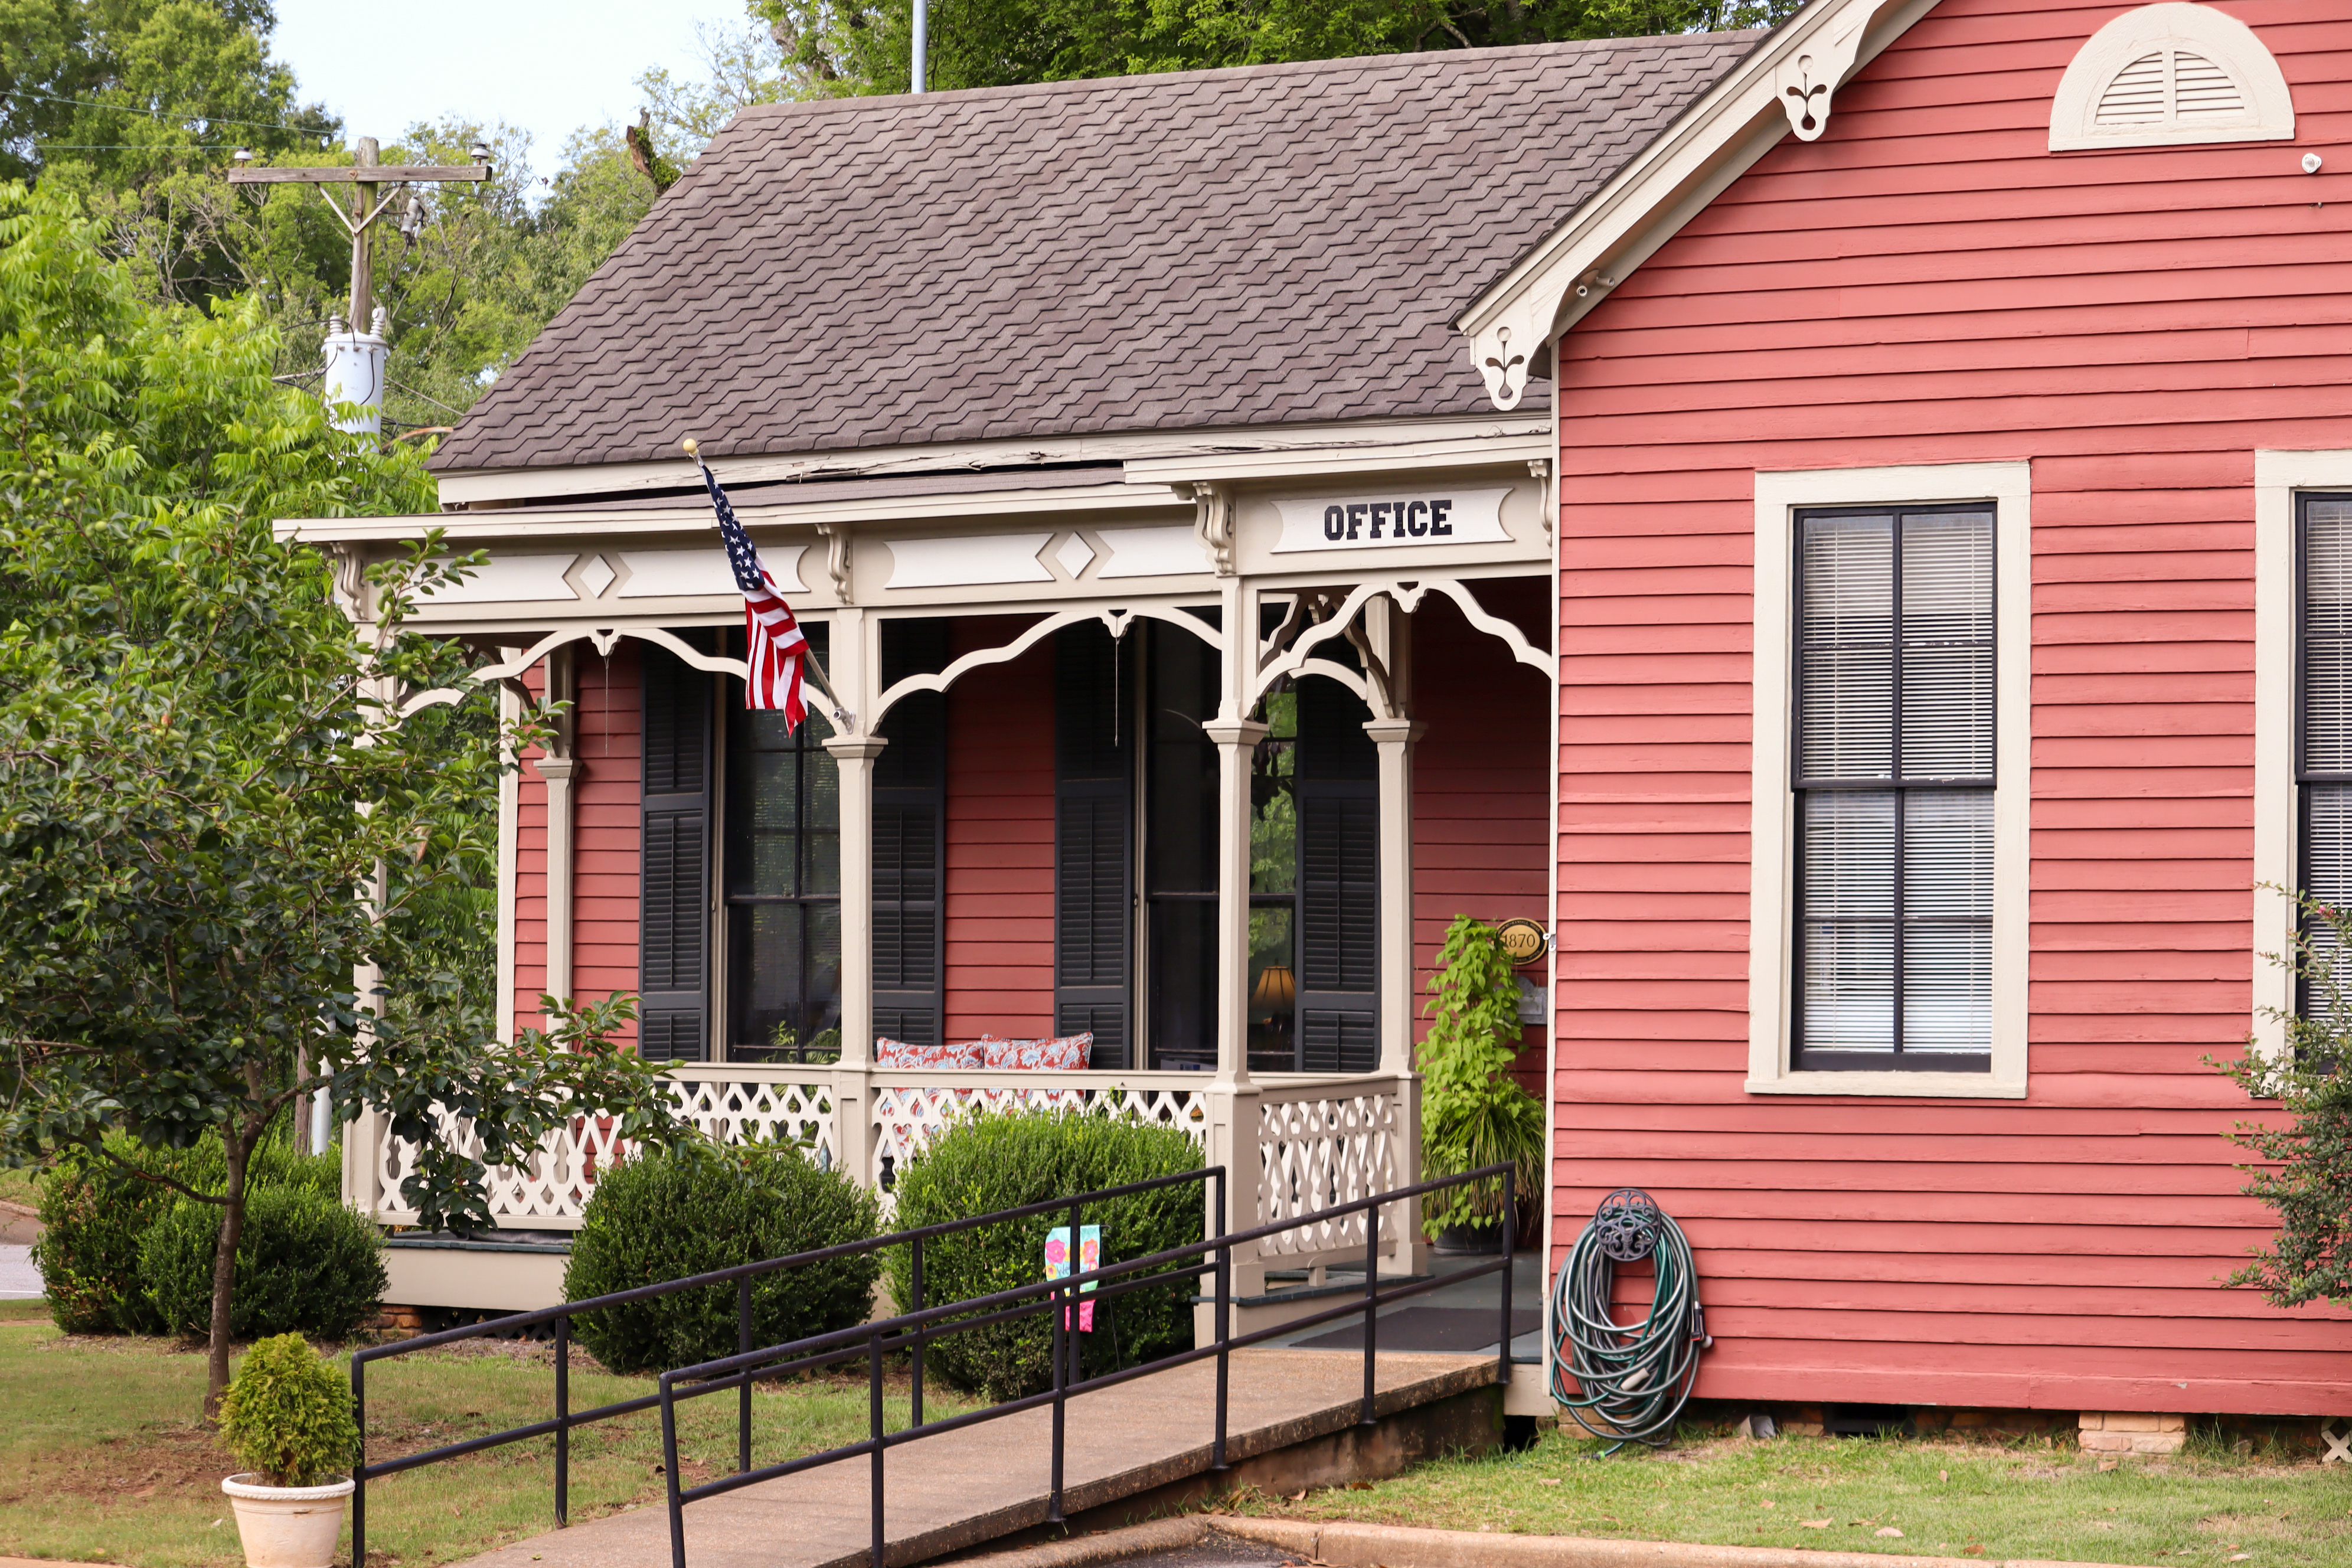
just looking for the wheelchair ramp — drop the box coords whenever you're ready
[451,1348,1499,1568]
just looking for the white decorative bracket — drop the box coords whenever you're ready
[1191,482,1236,576]
[1774,15,1868,141]
[814,520,853,602]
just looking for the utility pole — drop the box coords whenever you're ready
[228,136,491,433]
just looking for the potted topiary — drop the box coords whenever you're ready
[217,1333,360,1568]
[1419,915,1547,1255]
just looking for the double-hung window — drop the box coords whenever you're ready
[2298,495,2352,1015]
[1791,505,1995,1071]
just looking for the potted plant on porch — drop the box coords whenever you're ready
[1419,915,1546,1255]
[218,1334,360,1568]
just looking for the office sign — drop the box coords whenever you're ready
[1270,486,1513,553]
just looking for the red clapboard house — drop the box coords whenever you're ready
[289,0,2352,1435]
[1453,0,2352,1431]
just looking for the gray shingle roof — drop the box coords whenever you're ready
[432,35,1759,476]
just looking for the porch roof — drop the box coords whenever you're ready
[430,34,1759,480]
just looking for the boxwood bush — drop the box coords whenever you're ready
[220,1334,360,1488]
[141,1184,387,1341]
[563,1141,882,1375]
[32,1134,339,1335]
[884,1106,1204,1403]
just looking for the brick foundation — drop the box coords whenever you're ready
[2079,1412,2188,1455]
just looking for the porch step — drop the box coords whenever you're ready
[446,1348,1502,1568]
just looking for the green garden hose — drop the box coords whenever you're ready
[1549,1189,1711,1453]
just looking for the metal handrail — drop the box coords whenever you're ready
[347,1163,1226,1567]
[654,1164,1516,1568]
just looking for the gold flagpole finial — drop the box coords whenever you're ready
[681,437,700,458]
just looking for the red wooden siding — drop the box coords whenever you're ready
[1411,583,1553,1095]
[943,620,1057,1040]
[509,644,642,1046]
[1552,0,2352,1414]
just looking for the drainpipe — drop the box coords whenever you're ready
[912,0,927,92]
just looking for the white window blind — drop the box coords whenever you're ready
[1793,507,1995,1069]
[2298,499,2352,1017]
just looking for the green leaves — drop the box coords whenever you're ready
[2224,886,2352,1309]
[1418,914,1544,1233]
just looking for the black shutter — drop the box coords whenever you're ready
[1056,623,1131,1067]
[1298,677,1378,1073]
[640,641,714,1063]
[874,620,949,1048]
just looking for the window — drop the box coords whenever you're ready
[2050,3,2293,151]
[1749,462,2029,1098]
[2298,496,2352,1017]
[724,624,842,1063]
[1792,507,1995,1071]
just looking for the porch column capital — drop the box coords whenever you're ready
[821,734,891,763]
[1200,718,1269,748]
[530,755,581,782]
[1361,718,1426,747]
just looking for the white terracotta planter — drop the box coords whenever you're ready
[221,1474,354,1568]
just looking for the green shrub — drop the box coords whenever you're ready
[563,1141,882,1375]
[220,1334,359,1487]
[1419,915,1546,1236]
[140,1185,386,1341]
[31,1133,341,1335]
[884,1106,1204,1404]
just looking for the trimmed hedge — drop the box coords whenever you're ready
[220,1334,360,1488]
[883,1106,1203,1403]
[140,1184,387,1341]
[563,1142,882,1376]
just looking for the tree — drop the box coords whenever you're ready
[757,0,1802,97]
[2222,888,2352,1311]
[0,182,686,1408]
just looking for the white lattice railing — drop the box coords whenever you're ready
[370,1069,835,1230]
[868,1074,1210,1191]
[1252,1076,1406,1265]
[364,1067,1413,1252]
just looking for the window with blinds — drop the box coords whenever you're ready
[1792,506,1995,1071]
[2298,496,2352,1019]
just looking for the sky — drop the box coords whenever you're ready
[270,0,754,175]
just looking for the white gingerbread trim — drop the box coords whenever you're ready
[2050,4,2294,152]
[1458,0,1936,410]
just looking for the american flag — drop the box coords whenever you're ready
[695,458,808,728]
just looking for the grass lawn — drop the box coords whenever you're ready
[0,1159,43,1208]
[1226,1423,2352,1567]
[0,1313,961,1568]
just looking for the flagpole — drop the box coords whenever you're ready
[684,437,857,733]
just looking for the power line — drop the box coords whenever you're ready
[14,90,334,137]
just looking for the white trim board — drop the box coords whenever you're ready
[2250,451,2352,1061]
[1747,461,2032,1099]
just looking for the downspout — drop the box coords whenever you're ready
[912,0,927,93]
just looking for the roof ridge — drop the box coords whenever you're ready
[720,32,1767,127]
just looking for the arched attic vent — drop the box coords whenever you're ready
[2050,2,2294,151]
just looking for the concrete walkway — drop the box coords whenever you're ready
[450,1349,1498,1568]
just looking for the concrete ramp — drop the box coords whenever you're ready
[453,1349,1501,1568]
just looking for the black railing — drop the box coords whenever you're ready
[655,1164,1514,1568]
[347,1162,1515,1568]
[347,1165,1220,1566]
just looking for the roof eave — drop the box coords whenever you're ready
[1454,0,1942,411]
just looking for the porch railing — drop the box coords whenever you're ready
[350,1064,1417,1268]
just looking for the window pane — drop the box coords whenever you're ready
[729,903,804,1054]
[1798,789,1894,1053]
[2306,504,2352,773]
[1799,919,1894,1052]
[1247,904,1296,1072]
[1252,690,1298,896]
[1903,789,1992,919]
[1148,899,1217,1071]
[1902,924,1991,1051]
[1798,514,1893,782]
[1900,511,1992,642]
[1900,511,1994,781]
[1801,789,1894,919]
[1900,644,1994,780]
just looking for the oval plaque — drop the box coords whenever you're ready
[1495,917,1549,966]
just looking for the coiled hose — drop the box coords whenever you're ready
[1549,1188,1711,1453]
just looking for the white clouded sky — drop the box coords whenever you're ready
[269,1,756,175]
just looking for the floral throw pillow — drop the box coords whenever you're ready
[979,1033,1093,1071]
[876,1038,986,1070]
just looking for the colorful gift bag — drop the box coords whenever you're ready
[1045,1224,1100,1331]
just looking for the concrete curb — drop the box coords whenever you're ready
[948,1517,1215,1568]
[1202,1517,2165,1568]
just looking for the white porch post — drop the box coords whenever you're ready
[1365,715,1430,1275]
[825,723,888,1185]
[1201,714,1268,1304]
[535,756,579,1014]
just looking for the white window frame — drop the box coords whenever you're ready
[2250,452,2352,1061]
[1749,462,2031,1098]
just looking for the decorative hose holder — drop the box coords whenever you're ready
[1549,1188,1710,1452]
